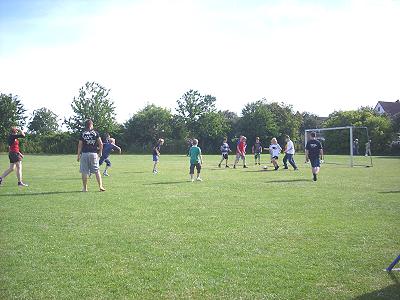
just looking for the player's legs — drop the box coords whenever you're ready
[15,161,23,182]
[242,155,247,168]
[233,153,240,168]
[81,173,89,192]
[218,155,225,167]
[153,155,159,173]
[1,163,16,180]
[95,171,105,192]
[103,159,111,176]
[283,154,288,168]
[189,164,195,181]
[196,163,202,181]
[288,154,298,170]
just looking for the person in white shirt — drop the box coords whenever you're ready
[283,135,298,170]
[265,138,282,171]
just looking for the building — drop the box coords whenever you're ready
[374,100,400,117]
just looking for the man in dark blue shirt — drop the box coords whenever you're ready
[305,132,323,181]
[77,119,105,192]
[99,138,121,176]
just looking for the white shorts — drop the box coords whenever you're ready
[80,152,99,175]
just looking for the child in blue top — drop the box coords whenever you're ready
[99,138,122,176]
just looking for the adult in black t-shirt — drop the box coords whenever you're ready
[305,132,323,181]
[77,119,105,192]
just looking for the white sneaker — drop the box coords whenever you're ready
[196,177,202,182]
[191,178,195,182]
[153,170,158,174]
[103,172,109,176]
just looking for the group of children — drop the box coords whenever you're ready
[153,133,324,182]
[218,135,298,171]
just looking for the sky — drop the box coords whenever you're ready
[1,0,399,123]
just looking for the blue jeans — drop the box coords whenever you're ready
[283,153,297,169]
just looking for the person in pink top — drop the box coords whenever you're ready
[233,136,248,168]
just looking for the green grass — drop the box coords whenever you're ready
[0,154,399,299]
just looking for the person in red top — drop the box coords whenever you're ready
[233,136,248,168]
[0,127,28,187]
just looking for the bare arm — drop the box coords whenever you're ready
[77,141,83,161]
[320,149,324,159]
[305,149,309,162]
[97,137,103,158]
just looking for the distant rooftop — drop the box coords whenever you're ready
[375,100,400,116]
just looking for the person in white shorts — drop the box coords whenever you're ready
[77,119,105,192]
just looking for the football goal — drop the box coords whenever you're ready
[304,126,373,167]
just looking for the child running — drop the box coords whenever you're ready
[252,137,263,165]
[283,135,298,170]
[266,138,282,171]
[188,139,203,182]
[218,137,231,168]
[233,136,248,168]
[99,138,122,176]
[152,138,165,174]
[305,132,323,181]
[0,127,28,187]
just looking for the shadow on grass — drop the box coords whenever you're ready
[0,191,82,197]
[143,181,189,185]
[379,191,400,194]
[264,179,310,183]
[353,272,400,299]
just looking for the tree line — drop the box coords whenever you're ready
[1,81,399,155]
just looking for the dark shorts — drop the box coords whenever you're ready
[254,153,261,159]
[153,154,159,162]
[99,156,111,167]
[310,157,321,168]
[9,152,22,163]
[222,153,228,160]
[190,163,201,174]
[271,156,279,160]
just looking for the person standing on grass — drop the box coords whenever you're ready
[266,138,282,171]
[152,138,164,174]
[77,119,105,192]
[305,131,324,181]
[218,137,231,168]
[189,138,203,182]
[99,138,122,176]
[283,135,298,170]
[365,139,372,157]
[0,127,28,187]
[252,137,263,165]
[233,136,248,168]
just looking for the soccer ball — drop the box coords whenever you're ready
[263,166,268,170]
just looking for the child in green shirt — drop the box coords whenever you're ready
[188,139,203,182]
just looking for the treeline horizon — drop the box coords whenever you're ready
[1,82,399,155]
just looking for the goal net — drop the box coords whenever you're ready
[304,126,373,167]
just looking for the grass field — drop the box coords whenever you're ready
[0,154,399,299]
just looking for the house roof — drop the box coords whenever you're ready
[377,100,400,116]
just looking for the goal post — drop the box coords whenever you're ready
[304,126,373,167]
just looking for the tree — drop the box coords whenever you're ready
[263,101,302,143]
[28,107,59,134]
[0,93,26,140]
[65,82,117,133]
[196,111,231,152]
[124,104,173,146]
[323,107,394,154]
[175,90,216,136]
[239,100,278,145]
